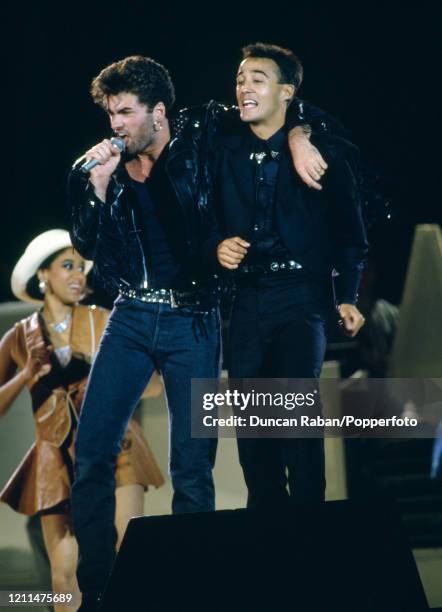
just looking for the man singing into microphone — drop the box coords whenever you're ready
[68,54,343,610]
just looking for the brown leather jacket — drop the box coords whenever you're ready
[10,305,108,447]
[0,304,164,515]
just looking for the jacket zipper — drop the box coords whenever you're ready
[112,174,150,289]
[131,208,149,288]
[165,144,194,252]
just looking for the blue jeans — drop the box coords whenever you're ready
[72,296,221,593]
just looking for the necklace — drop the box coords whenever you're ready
[46,311,72,334]
[250,150,280,165]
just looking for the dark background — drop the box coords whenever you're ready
[4,1,441,304]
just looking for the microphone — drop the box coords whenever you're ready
[80,137,125,174]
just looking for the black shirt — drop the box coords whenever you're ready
[130,149,185,289]
[216,124,368,304]
[248,126,292,264]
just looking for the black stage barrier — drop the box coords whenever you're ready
[100,500,429,612]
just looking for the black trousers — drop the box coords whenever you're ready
[228,272,330,508]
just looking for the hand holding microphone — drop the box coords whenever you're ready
[81,137,125,173]
[80,137,125,202]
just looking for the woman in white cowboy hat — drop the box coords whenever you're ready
[0,230,164,612]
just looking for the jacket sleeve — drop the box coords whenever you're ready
[66,162,125,261]
[185,98,351,150]
[172,103,227,272]
[319,138,369,305]
[198,139,224,273]
[286,98,351,139]
[199,202,224,273]
[191,99,349,139]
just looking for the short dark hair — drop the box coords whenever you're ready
[25,248,71,301]
[90,55,176,112]
[241,42,303,90]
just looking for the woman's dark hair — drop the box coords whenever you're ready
[25,247,72,301]
[91,55,176,112]
[241,42,303,90]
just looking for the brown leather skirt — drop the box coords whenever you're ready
[0,419,164,515]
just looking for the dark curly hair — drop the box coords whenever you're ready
[90,55,176,113]
[241,42,303,91]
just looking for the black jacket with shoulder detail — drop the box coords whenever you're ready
[67,99,342,298]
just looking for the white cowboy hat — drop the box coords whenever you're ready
[11,229,93,304]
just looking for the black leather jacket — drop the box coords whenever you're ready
[67,99,344,297]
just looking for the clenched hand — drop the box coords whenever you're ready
[217,237,250,270]
[338,304,365,337]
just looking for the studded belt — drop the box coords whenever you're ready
[118,286,203,308]
[239,259,303,275]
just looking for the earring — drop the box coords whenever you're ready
[153,121,163,132]
[39,279,47,294]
